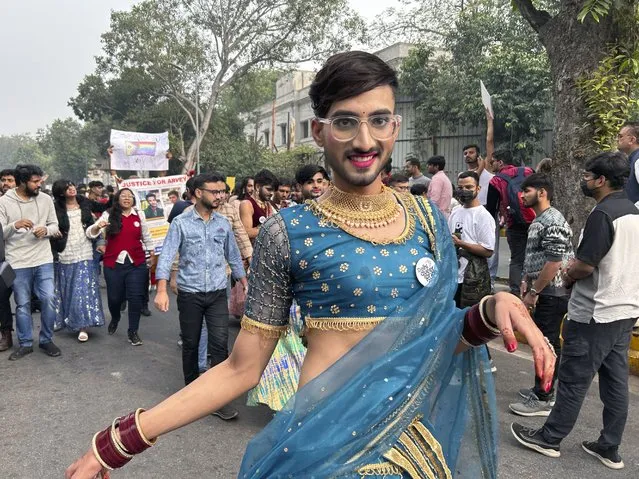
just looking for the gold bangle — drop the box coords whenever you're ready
[92,432,114,471]
[134,408,157,447]
[110,419,133,458]
[479,296,501,335]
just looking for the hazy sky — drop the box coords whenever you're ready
[0,0,387,136]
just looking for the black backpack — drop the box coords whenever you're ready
[496,167,536,225]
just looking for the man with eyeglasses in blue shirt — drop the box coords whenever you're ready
[155,172,247,420]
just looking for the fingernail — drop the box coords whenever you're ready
[507,342,517,353]
[545,383,552,393]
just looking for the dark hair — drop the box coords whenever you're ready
[278,177,293,188]
[309,51,398,118]
[192,173,227,191]
[426,155,446,171]
[410,183,428,196]
[234,176,254,200]
[14,164,44,186]
[0,168,16,179]
[521,173,554,201]
[146,192,157,201]
[254,169,278,188]
[51,179,94,252]
[167,189,179,198]
[88,180,104,189]
[295,164,329,184]
[462,144,481,155]
[584,151,629,190]
[77,183,87,192]
[52,179,75,200]
[106,185,115,194]
[225,183,230,193]
[106,188,136,237]
[383,158,393,174]
[458,170,480,185]
[389,173,409,185]
[405,157,421,169]
[185,177,196,195]
[493,148,515,166]
[622,121,639,141]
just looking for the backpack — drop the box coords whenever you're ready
[496,167,536,225]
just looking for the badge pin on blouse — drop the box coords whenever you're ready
[415,257,437,287]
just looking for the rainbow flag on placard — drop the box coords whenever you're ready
[125,141,157,156]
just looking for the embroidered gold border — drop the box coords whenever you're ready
[357,462,404,476]
[240,316,288,339]
[407,196,439,260]
[304,316,385,332]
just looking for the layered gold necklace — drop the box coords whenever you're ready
[311,184,401,228]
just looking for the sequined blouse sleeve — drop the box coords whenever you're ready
[241,214,292,338]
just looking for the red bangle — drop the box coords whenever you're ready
[118,409,156,455]
[462,303,500,346]
[93,428,131,470]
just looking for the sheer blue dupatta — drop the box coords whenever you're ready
[239,200,498,478]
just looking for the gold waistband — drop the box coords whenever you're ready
[304,316,385,332]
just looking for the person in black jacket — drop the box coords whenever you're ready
[0,222,13,351]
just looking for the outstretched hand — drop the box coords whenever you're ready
[487,292,556,392]
[65,448,106,479]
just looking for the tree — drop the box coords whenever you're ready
[511,0,639,233]
[0,134,53,173]
[89,0,365,173]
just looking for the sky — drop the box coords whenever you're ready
[0,0,388,136]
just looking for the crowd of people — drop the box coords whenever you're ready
[0,51,637,479]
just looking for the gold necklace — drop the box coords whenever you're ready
[311,185,401,228]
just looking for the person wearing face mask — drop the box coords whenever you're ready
[512,152,639,470]
[448,171,496,307]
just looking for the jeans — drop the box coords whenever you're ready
[506,226,529,295]
[198,323,208,372]
[487,224,500,289]
[0,283,12,331]
[542,317,635,448]
[103,260,148,333]
[13,263,56,347]
[176,289,229,385]
[532,295,568,400]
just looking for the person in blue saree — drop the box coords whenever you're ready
[66,51,556,479]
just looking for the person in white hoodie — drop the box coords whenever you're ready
[0,164,61,360]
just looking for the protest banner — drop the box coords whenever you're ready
[120,175,188,253]
[480,80,494,119]
[110,129,170,171]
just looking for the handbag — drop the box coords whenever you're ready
[229,281,247,317]
[0,261,16,289]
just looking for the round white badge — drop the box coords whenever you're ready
[415,257,437,287]
[134,221,140,227]
[259,216,267,224]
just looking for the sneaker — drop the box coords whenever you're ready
[108,320,119,335]
[510,423,560,458]
[128,331,143,346]
[212,405,239,420]
[8,346,33,361]
[509,392,553,417]
[140,307,152,317]
[582,441,625,470]
[39,342,61,357]
[518,387,556,406]
[489,359,497,373]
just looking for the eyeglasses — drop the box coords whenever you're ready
[199,188,225,196]
[119,195,135,200]
[316,114,402,142]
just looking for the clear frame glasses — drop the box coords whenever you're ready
[317,114,402,142]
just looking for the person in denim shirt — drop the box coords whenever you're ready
[155,173,247,420]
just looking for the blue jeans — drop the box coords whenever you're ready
[13,263,56,347]
[198,323,208,372]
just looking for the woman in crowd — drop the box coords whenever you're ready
[88,188,153,346]
[51,180,104,341]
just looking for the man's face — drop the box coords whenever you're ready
[427,164,437,175]
[168,194,178,204]
[90,185,103,198]
[456,177,479,203]
[1,174,15,194]
[148,196,157,207]
[23,175,42,197]
[257,184,274,202]
[301,173,326,200]
[246,179,255,196]
[198,181,226,210]
[463,147,479,166]
[312,85,397,189]
[521,186,541,208]
[404,162,415,176]
[291,185,302,203]
[276,185,291,203]
[617,126,637,154]
[391,181,409,193]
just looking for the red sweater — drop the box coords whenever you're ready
[103,213,146,268]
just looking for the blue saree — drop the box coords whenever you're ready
[239,196,498,478]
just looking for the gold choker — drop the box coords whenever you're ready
[310,185,401,228]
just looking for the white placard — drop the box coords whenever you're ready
[480,81,494,119]
[110,129,170,171]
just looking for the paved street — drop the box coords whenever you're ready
[1,282,638,479]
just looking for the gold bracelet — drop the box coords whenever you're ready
[134,408,157,447]
[110,419,133,458]
[92,432,114,471]
[479,296,501,335]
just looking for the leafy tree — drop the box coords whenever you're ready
[0,134,53,173]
